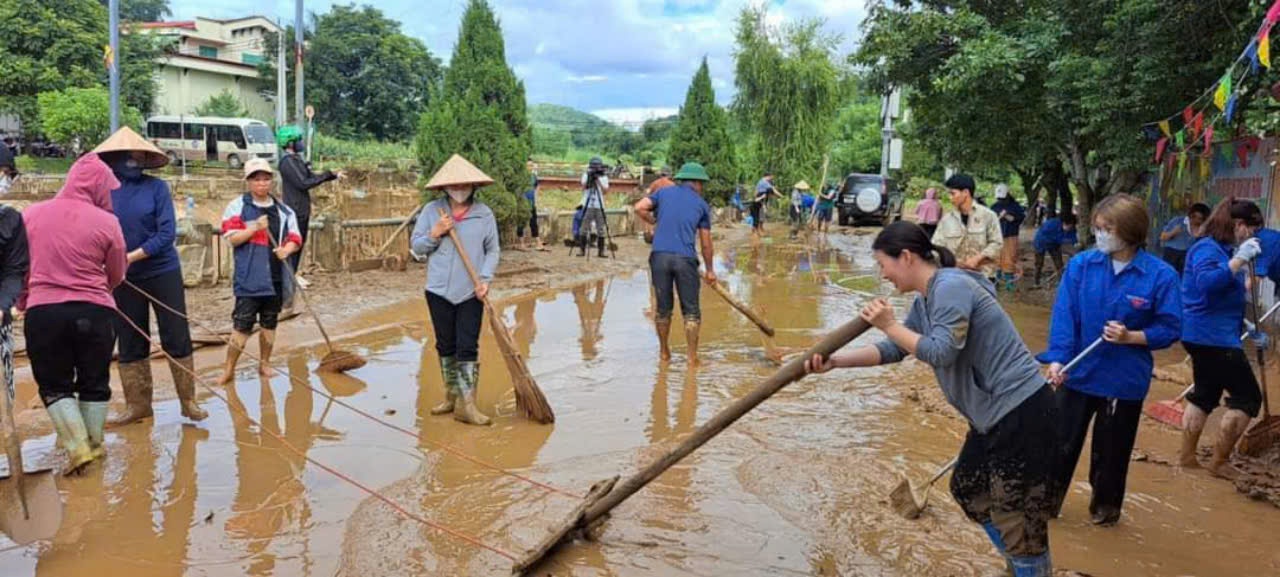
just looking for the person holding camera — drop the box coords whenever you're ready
[578,157,610,257]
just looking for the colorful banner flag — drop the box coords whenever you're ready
[1155,137,1169,163]
[1159,120,1172,138]
[1175,129,1185,150]
[1183,106,1194,126]
[1262,28,1272,69]
[1192,111,1204,137]
[1178,152,1186,180]
[1204,125,1214,154]
[1267,0,1280,24]
[1226,94,1239,124]
[1215,73,1232,110]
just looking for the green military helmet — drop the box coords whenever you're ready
[275,125,304,147]
[674,162,710,182]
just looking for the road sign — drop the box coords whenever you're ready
[305,105,315,121]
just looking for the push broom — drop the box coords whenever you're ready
[269,232,366,373]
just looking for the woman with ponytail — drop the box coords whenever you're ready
[1179,198,1265,478]
[806,221,1057,576]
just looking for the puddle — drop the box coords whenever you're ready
[3,234,1280,576]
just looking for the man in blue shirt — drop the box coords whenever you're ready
[1158,203,1209,275]
[634,162,716,365]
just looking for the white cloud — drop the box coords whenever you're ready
[592,107,680,127]
[167,0,868,113]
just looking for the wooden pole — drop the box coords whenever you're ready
[513,316,872,574]
[706,280,775,337]
[374,203,424,258]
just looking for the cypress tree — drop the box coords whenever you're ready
[416,0,531,227]
[667,58,738,204]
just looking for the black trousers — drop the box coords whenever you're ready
[1034,248,1064,283]
[517,208,540,238]
[1162,247,1187,276]
[25,302,116,405]
[650,252,701,322]
[950,385,1057,557]
[1184,342,1263,417]
[426,291,484,362]
[1050,386,1143,519]
[749,203,763,229]
[289,212,310,273]
[113,269,194,363]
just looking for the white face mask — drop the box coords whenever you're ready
[447,188,471,204]
[1093,228,1122,254]
[0,174,11,196]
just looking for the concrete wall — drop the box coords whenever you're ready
[154,66,273,121]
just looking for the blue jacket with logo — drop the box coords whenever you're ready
[1037,248,1181,401]
[1181,237,1246,349]
[220,193,302,298]
[1252,227,1280,287]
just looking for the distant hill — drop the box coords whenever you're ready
[529,104,613,132]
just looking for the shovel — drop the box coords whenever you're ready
[889,457,958,519]
[0,353,62,545]
[1239,266,1280,456]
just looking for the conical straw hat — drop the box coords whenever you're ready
[93,126,168,169]
[794,180,811,191]
[425,154,494,190]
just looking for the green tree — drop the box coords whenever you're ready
[118,26,166,117]
[305,4,442,141]
[855,0,1257,228]
[668,58,737,203]
[195,89,251,117]
[118,0,170,22]
[38,87,142,150]
[732,6,842,190]
[829,89,882,176]
[416,0,531,229]
[0,0,107,130]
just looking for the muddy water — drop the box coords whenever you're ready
[4,233,1280,576]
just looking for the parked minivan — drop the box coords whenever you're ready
[146,116,276,168]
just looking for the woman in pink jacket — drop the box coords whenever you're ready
[916,187,943,239]
[21,153,127,474]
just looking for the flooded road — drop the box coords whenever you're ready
[3,232,1280,576]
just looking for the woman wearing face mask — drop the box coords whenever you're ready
[410,155,500,426]
[1179,198,1265,479]
[93,127,207,426]
[1039,194,1181,526]
[805,221,1057,577]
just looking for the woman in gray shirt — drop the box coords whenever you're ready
[806,221,1056,577]
[411,155,501,426]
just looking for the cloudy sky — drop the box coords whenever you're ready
[168,0,869,125]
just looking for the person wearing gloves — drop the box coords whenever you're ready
[20,153,127,473]
[276,125,341,277]
[1039,194,1181,526]
[218,159,302,385]
[1159,203,1210,275]
[1179,198,1265,479]
[931,174,1003,282]
[991,184,1026,291]
[410,155,500,426]
[805,221,1057,577]
[577,156,610,257]
[93,127,207,426]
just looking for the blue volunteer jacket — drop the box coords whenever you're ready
[1253,227,1280,287]
[220,193,303,298]
[992,198,1026,238]
[1181,237,1246,349]
[1037,248,1181,401]
[1034,217,1063,253]
[111,174,181,280]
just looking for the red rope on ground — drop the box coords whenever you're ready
[113,308,519,562]
[121,279,582,500]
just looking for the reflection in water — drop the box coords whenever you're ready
[224,358,315,576]
[572,280,608,360]
[511,298,537,358]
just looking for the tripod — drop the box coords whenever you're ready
[581,172,616,260]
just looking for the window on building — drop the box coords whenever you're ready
[242,53,264,65]
[198,45,218,58]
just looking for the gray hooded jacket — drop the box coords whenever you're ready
[875,267,1044,433]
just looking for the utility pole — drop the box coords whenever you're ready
[879,89,894,178]
[276,18,287,129]
[108,0,120,132]
[294,0,305,125]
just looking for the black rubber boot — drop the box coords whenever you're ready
[576,235,587,257]
[597,235,607,257]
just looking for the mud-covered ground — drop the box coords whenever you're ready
[3,223,1280,577]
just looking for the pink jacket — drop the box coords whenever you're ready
[915,188,942,225]
[20,153,127,311]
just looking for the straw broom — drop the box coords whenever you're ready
[437,208,554,424]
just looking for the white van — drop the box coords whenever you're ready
[145,116,276,168]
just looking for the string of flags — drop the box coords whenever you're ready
[1149,0,1280,172]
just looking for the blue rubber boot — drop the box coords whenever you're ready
[982,522,1015,575]
[1010,551,1052,577]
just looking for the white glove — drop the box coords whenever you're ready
[1237,238,1263,262]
